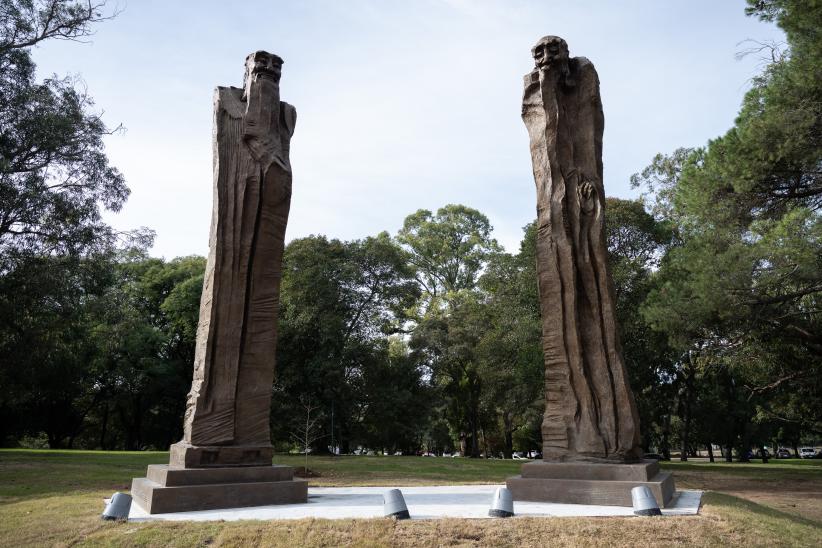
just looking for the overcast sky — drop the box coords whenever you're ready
[32,0,784,258]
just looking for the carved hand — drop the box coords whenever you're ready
[578,180,597,215]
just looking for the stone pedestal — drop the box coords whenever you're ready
[131,464,307,514]
[506,460,675,507]
[168,441,274,468]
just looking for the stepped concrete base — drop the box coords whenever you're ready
[131,464,307,514]
[169,442,274,468]
[507,460,675,508]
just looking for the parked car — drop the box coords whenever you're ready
[776,448,792,458]
[799,447,817,459]
[512,453,526,460]
[756,448,771,458]
[643,453,670,461]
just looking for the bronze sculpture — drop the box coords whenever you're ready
[508,36,675,506]
[131,52,306,513]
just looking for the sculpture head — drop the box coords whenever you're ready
[531,35,569,70]
[243,50,284,98]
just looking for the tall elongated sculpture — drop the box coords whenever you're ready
[131,52,307,514]
[176,49,295,467]
[507,36,675,507]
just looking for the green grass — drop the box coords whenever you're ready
[275,453,525,485]
[1,449,820,547]
[661,458,822,480]
[0,450,525,499]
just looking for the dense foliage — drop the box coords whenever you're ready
[630,0,822,459]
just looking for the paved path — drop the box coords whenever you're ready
[128,485,702,521]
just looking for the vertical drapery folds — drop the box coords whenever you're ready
[176,51,296,465]
[523,36,642,462]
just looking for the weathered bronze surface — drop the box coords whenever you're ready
[522,36,642,462]
[172,50,296,466]
[131,52,305,513]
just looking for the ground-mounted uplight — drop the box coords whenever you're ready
[383,488,410,519]
[631,486,662,516]
[488,487,514,518]
[102,492,132,520]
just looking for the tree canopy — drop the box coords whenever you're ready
[0,1,147,266]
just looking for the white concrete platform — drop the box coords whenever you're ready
[127,485,702,521]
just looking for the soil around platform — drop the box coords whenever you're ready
[294,466,321,478]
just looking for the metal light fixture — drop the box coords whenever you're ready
[488,487,514,517]
[383,488,410,519]
[102,492,133,521]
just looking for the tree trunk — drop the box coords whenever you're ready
[133,395,143,450]
[707,443,715,463]
[99,402,109,450]
[660,414,671,460]
[737,419,750,463]
[723,373,735,462]
[468,383,481,458]
[679,361,695,462]
[503,410,514,459]
[470,422,480,458]
[47,431,63,449]
[481,428,490,459]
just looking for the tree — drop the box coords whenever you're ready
[0,249,205,449]
[601,198,679,455]
[0,1,157,448]
[0,1,145,265]
[356,337,433,454]
[633,0,822,455]
[476,224,543,459]
[86,254,204,450]
[273,233,419,453]
[398,205,502,457]
[290,396,325,472]
[410,292,487,457]
[0,252,114,447]
[397,204,501,314]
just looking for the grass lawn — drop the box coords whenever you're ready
[0,449,820,547]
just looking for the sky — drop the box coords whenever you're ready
[32,0,785,258]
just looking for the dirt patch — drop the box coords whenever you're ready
[674,469,822,523]
[294,467,321,478]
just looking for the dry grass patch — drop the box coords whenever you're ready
[3,492,819,547]
[66,500,821,548]
[670,462,822,523]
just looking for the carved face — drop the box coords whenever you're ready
[531,36,569,69]
[245,51,283,84]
